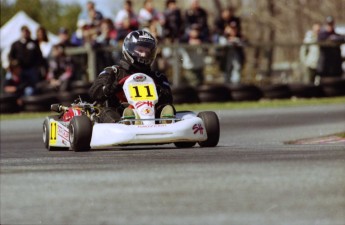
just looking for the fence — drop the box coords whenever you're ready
[65,41,345,86]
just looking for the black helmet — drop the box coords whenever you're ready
[122,30,157,69]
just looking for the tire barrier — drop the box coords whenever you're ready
[288,83,325,98]
[22,93,59,112]
[2,79,344,113]
[71,80,92,91]
[197,84,232,102]
[320,77,345,97]
[13,80,93,113]
[260,84,292,99]
[228,84,263,101]
[0,94,20,113]
[172,85,200,104]
[73,88,92,103]
[57,91,77,106]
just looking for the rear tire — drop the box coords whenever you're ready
[43,116,69,151]
[69,115,92,152]
[197,111,220,147]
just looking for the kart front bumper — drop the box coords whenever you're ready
[90,117,207,148]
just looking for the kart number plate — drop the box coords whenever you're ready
[129,84,157,101]
[50,121,57,145]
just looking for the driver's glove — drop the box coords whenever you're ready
[103,80,121,97]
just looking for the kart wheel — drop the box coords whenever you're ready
[197,111,220,147]
[174,142,196,148]
[43,116,68,151]
[69,115,92,152]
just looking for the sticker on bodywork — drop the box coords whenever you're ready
[49,121,57,145]
[129,84,157,101]
[193,124,204,135]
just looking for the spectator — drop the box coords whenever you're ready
[71,21,88,46]
[317,16,345,79]
[96,18,117,47]
[3,60,24,97]
[96,18,117,72]
[300,22,321,84]
[57,27,75,48]
[213,6,241,42]
[115,0,139,31]
[116,18,134,43]
[78,1,103,27]
[184,0,209,42]
[36,26,51,81]
[143,19,164,41]
[36,26,53,59]
[163,0,183,43]
[218,22,246,84]
[75,1,103,47]
[45,45,74,92]
[8,25,45,96]
[71,20,97,46]
[79,23,98,46]
[180,24,206,86]
[89,7,103,28]
[138,0,164,29]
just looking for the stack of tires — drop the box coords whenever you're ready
[320,77,345,97]
[22,93,58,112]
[172,85,200,104]
[228,84,262,101]
[197,84,232,103]
[288,83,324,98]
[260,84,292,99]
[58,80,92,106]
[21,80,92,112]
[0,94,20,113]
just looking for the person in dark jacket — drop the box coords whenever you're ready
[8,25,45,96]
[163,0,183,42]
[184,0,209,42]
[213,6,241,41]
[317,16,345,78]
[89,30,175,123]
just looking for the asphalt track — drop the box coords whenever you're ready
[1,104,345,225]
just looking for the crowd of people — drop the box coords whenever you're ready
[2,0,344,103]
[2,0,246,100]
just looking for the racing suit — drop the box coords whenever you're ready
[89,59,173,123]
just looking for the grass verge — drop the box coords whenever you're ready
[176,96,345,111]
[1,96,344,121]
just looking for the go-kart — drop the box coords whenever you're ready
[43,73,220,151]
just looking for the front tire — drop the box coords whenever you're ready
[197,111,220,147]
[69,115,92,152]
[174,142,196,148]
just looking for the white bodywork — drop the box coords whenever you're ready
[90,113,207,148]
[47,119,70,148]
[47,73,208,149]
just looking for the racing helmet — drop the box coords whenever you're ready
[122,30,157,69]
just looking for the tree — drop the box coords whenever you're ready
[0,0,81,35]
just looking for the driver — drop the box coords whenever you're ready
[89,30,175,123]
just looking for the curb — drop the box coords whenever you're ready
[287,134,345,145]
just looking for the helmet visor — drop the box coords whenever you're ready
[126,41,157,65]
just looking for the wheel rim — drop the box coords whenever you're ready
[43,124,47,144]
[69,125,74,144]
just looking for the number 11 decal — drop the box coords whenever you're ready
[144,85,153,97]
[130,84,157,101]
